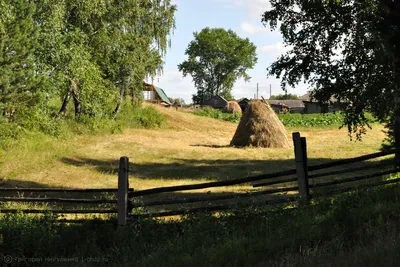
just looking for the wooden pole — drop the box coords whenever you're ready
[270,84,272,99]
[292,133,309,201]
[301,137,309,195]
[395,98,400,166]
[118,157,129,226]
[257,83,259,99]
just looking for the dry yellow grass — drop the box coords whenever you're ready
[0,104,388,198]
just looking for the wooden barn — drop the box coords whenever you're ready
[203,95,228,109]
[238,98,289,114]
[267,100,305,113]
[300,93,344,114]
[143,82,172,106]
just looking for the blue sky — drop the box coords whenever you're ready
[151,0,308,103]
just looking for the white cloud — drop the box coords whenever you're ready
[229,0,271,19]
[240,21,269,35]
[260,41,292,57]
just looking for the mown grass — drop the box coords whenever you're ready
[2,183,400,266]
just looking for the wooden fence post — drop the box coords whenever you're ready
[292,133,310,201]
[395,98,400,166]
[118,156,129,226]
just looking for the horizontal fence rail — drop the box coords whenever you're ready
[309,169,400,189]
[253,177,298,188]
[253,160,396,188]
[0,188,133,193]
[308,149,399,172]
[0,197,117,204]
[130,196,299,218]
[317,177,400,197]
[129,169,297,197]
[308,160,396,179]
[0,209,118,214]
[131,186,299,208]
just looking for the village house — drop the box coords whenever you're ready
[143,82,172,107]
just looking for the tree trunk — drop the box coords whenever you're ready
[58,86,73,118]
[71,79,82,118]
[113,79,125,119]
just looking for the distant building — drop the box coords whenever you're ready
[203,95,228,110]
[238,98,295,114]
[300,93,343,114]
[143,82,172,106]
[267,100,305,113]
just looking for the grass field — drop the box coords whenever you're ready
[1,105,399,266]
[0,105,387,190]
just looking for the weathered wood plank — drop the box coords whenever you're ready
[0,197,117,204]
[0,188,133,193]
[309,169,400,189]
[131,186,298,208]
[129,168,297,197]
[118,157,129,226]
[0,209,117,214]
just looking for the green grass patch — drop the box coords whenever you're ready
[193,107,377,129]
[194,107,242,123]
[0,103,166,149]
[2,183,400,266]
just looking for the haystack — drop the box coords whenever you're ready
[223,101,242,114]
[230,100,290,148]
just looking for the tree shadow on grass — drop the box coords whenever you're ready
[0,179,50,189]
[191,144,232,148]
[59,156,396,182]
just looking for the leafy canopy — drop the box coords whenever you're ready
[263,0,400,140]
[269,94,299,100]
[178,28,257,104]
[0,0,43,122]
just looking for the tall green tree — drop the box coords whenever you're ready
[94,0,176,117]
[0,0,43,121]
[34,0,113,118]
[34,0,176,118]
[262,1,400,143]
[178,28,257,104]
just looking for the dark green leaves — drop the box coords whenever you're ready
[263,0,400,140]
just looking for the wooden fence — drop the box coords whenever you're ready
[0,158,134,224]
[1,132,400,226]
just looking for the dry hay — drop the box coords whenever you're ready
[223,101,242,114]
[230,100,290,148]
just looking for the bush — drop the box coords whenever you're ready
[0,103,166,149]
[194,107,242,123]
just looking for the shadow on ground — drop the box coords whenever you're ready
[191,144,232,148]
[59,156,396,182]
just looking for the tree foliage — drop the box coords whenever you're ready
[269,94,299,100]
[168,97,185,106]
[262,0,400,140]
[178,28,257,104]
[0,0,43,122]
[0,0,176,124]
